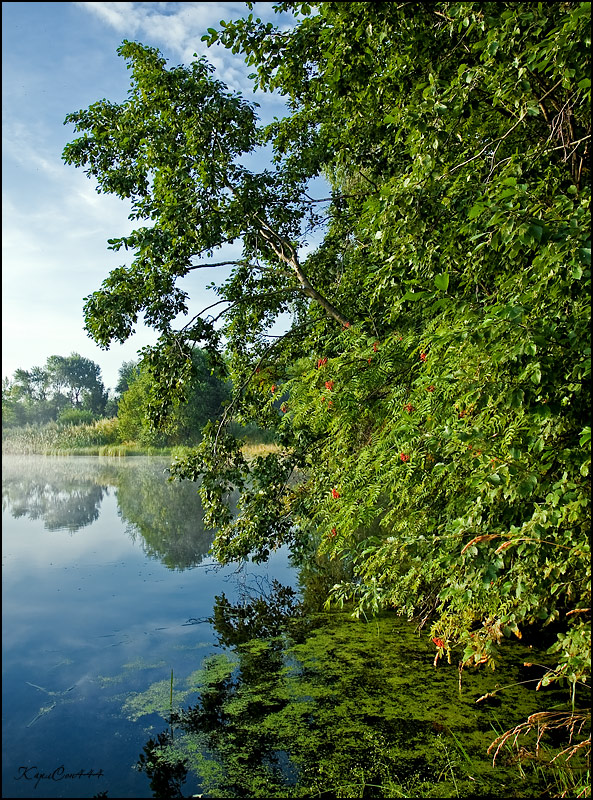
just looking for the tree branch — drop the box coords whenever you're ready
[253,213,352,328]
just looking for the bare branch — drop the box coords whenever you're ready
[447,114,527,175]
[186,261,243,270]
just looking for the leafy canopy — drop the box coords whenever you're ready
[63,2,590,696]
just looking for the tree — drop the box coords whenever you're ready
[2,353,108,425]
[115,359,141,399]
[46,353,107,413]
[63,0,590,719]
[117,349,229,446]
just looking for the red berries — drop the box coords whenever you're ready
[426,385,435,392]
[404,403,415,413]
[324,380,334,391]
[317,357,328,369]
[373,342,379,352]
[331,488,340,499]
[420,352,427,361]
[330,527,337,538]
[400,453,410,462]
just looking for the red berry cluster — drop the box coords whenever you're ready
[317,357,328,369]
[400,453,410,462]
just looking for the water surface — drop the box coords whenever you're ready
[2,455,294,798]
[2,455,577,798]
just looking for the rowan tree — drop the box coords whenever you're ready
[63,2,590,708]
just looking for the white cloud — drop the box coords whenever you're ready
[77,1,142,33]
[76,1,285,93]
[2,2,297,391]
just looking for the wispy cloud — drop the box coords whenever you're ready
[76,1,271,92]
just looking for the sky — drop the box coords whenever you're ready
[2,1,296,392]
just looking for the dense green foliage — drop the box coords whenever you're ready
[2,352,107,426]
[62,0,590,749]
[117,350,229,446]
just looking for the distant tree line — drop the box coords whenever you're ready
[2,349,230,448]
[2,353,108,427]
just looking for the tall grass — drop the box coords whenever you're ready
[2,418,279,459]
[2,418,127,455]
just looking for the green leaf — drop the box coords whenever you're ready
[510,388,524,408]
[468,203,485,220]
[433,273,449,292]
[572,265,583,279]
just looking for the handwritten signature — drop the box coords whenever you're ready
[14,765,104,790]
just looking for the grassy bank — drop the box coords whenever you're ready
[2,419,280,459]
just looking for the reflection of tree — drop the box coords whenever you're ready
[2,457,105,532]
[139,580,305,799]
[115,469,213,569]
[2,456,213,569]
[138,582,574,799]
[138,731,188,799]
[210,579,308,648]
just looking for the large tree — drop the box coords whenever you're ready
[45,352,107,413]
[2,353,107,425]
[63,0,590,717]
[117,350,229,446]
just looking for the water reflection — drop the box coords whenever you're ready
[2,455,296,799]
[138,582,576,800]
[2,456,213,569]
[115,467,213,570]
[2,458,105,531]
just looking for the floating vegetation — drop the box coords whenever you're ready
[135,594,589,798]
[25,681,78,727]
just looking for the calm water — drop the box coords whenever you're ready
[2,455,295,798]
[2,455,576,798]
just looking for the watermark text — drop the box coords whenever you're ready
[14,765,105,790]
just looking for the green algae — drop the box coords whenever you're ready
[136,606,588,798]
[123,678,196,722]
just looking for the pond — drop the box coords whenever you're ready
[2,455,575,798]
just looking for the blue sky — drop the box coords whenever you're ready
[2,2,295,392]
